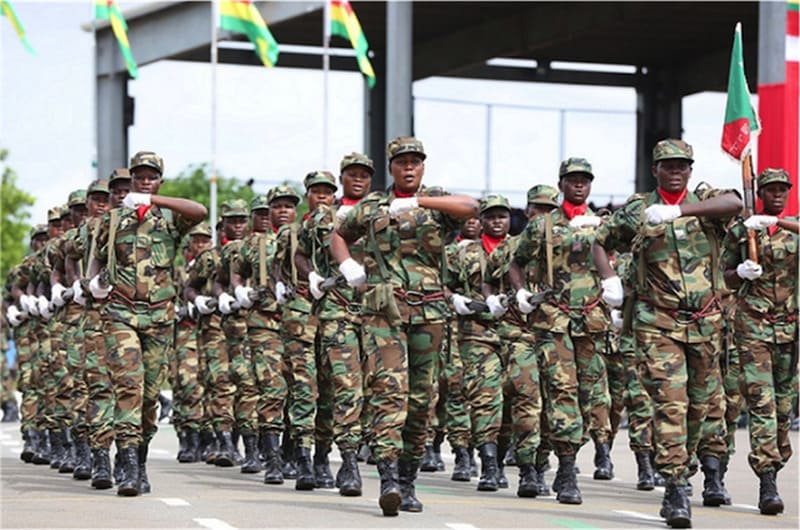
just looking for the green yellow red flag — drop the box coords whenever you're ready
[220,0,279,68]
[1,0,35,55]
[330,0,376,88]
[94,0,139,79]
[721,22,760,160]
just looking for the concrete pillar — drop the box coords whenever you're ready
[635,69,682,193]
[385,1,414,144]
[365,53,387,190]
[96,73,129,179]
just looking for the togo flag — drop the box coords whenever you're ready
[721,22,760,160]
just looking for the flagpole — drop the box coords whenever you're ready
[92,2,98,180]
[742,151,759,262]
[322,0,330,169]
[210,0,219,246]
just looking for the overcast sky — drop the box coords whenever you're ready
[1,1,749,227]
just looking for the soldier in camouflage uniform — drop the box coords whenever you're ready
[331,136,479,516]
[294,152,374,496]
[721,168,799,515]
[511,158,613,505]
[0,336,17,422]
[273,171,337,490]
[232,185,299,485]
[172,223,211,463]
[89,151,206,496]
[592,139,742,528]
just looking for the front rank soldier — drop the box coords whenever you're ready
[89,151,206,496]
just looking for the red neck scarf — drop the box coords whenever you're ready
[481,233,505,255]
[561,200,587,220]
[136,205,151,222]
[303,212,310,221]
[340,197,360,206]
[393,187,415,198]
[220,236,230,246]
[272,225,280,234]
[761,208,785,236]
[657,187,688,205]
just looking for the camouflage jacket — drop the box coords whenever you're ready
[514,206,609,335]
[721,215,798,343]
[218,239,244,293]
[275,222,312,315]
[338,185,460,325]
[595,189,734,343]
[188,246,220,298]
[446,237,502,342]
[233,230,281,318]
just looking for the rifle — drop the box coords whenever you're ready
[742,154,759,263]
[463,288,553,314]
[319,275,347,292]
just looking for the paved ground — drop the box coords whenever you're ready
[1,422,797,529]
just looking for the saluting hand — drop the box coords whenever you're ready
[122,192,152,209]
[744,215,778,230]
[388,197,418,218]
[569,215,601,229]
[644,204,682,224]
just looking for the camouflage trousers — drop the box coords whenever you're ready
[636,328,724,484]
[361,314,443,463]
[0,352,13,403]
[198,314,235,432]
[64,305,89,438]
[539,330,611,455]
[282,307,319,449]
[84,309,115,449]
[225,314,258,436]
[249,311,288,434]
[697,345,741,463]
[48,317,73,429]
[605,346,627,440]
[169,322,204,432]
[104,318,171,449]
[618,332,654,453]
[13,321,36,431]
[460,333,503,448]
[432,321,470,450]
[31,321,55,431]
[497,325,541,466]
[738,335,798,474]
[316,317,364,452]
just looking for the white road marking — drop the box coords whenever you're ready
[160,497,191,506]
[613,510,663,522]
[446,524,480,530]
[150,448,171,455]
[1,440,19,446]
[194,518,237,530]
[731,503,759,511]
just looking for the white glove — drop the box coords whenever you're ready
[308,271,326,300]
[218,292,237,314]
[451,294,476,316]
[89,274,111,299]
[516,288,536,314]
[736,259,763,280]
[37,295,53,320]
[50,283,68,307]
[645,204,682,224]
[234,285,254,309]
[122,192,152,209]
[569,215,601,229]
[744,215,778,230]
[275,281,289,305]
[486,294,508,318]
[389,197,419,218]
[194,295,216,315]
[335,204,353,221]
[610,309,624,329]
[6,305,25,327]
[339,258,366,288]
[600,276,624,308]
[187,302,197,320]
[20,294,36,316]
[71,279,87,306]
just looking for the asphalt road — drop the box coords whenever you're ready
[1,421,797,529]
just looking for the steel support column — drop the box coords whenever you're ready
[635,70,682,193]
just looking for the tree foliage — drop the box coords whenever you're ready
[159,163,257,220]
[1,149,36,282]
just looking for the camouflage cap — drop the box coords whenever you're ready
[757,168,792,189]
[386,136,426,161]
[108,167,131,184]
[303,170,338,191]
[250,195,270,211]
[30,224,48,238]
[67,189,87,207]
[47,206,62,222]
[527,184,560,207]
[266,185,301,206]
[652,139,694,163]
[59,204,71,218]
[559,157,594,180]
[129,150,164,174]
[220,198,249,218]
[87,179,110,195]
[480,194,511,214]
[189,221,213,238]
[340,152,375,174]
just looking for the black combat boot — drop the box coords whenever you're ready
[231,430,244,465]
[199,429,216,463]
[313,443,334,488]
[432,431,446,471]
[337,450,362,497]
[72,434,92,480]
[214,431,236,467]
[718,458,732,505]
[281,435,298,479]
[138,443,151,494]
[356,443,369,462]
[21,429,37,463]
[497,461,509,488]
[59,429,76,473]
[534,463,551,495]
[593,441,613,480]
[517,464,539,498]
[241,433,262,474]
[477,442,500,492]
[468,446,478,477]
[420,443,437,472]
[32,429,51,465]
[113,447,124,484]
[757,470,784,515]
[700,455,727,506]
[398,459,423,512]
[91,448,112,489]
[294,446,316,490]
[634,451,655,491]
[2,400,19,422]
[662,483,691,528]
[450,446,471,482]
[176,430,189,462]
[554,454,582,505]
[376,459,401,516]
[262,433,284,485]
[49,429,66,470]
[182,430,200,463]
[116,446,140,497]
